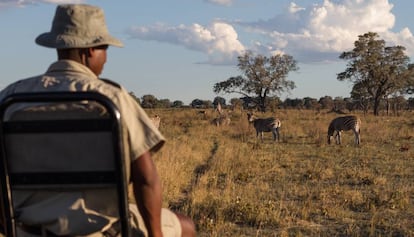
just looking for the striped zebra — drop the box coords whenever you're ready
[327,115,361,145]
[212,115,231,127]
[247,113,281,142]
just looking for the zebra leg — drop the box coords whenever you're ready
[275,128,280,141]
[353,129,360,145]
[335,131,341,144]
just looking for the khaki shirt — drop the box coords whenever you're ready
[0,60,165,236]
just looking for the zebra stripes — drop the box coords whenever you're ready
[212,115,231,126]
[327,115,361,145]
[247,113,281,142]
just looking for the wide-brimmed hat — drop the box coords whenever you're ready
[35,4,123,49]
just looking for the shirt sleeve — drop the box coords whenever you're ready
[114,87,166,161]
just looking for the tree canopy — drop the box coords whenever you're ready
[338,32,414,115]
[213,51,298,111]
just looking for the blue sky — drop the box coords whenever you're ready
[1,0,414,104]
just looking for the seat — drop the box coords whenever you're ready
[0,92,131,237]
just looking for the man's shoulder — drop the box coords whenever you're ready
[100,78,122,89]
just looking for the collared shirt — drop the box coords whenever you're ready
[0,60,165,236]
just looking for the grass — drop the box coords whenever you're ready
[147,108,414,236]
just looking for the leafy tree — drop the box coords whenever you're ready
[141,94,158,108]
[319,96,334,110]
[389,96,407,115]
[282,98,304,109]
[303,97,319,110]
[172,100,184,108]
[350,81,372,114]
[266,96,282,112]
[343,97,355,112]
[408,97,414,110]
[213,51,298,112]
[213,96,226,108]
[156,99,171,108]
[333,97,346,112]
[405,64,414,94]
[229,98,242,110]
[338,32,414,115]
[203,100,213,109]
[191,99,204,108]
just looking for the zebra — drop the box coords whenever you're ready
[212,115,231,127]
[327,115,361,145]
[247,113,281,141]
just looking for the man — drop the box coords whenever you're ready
[0,4,195,237]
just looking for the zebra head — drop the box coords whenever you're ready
[246,112,256,122]
[327,124,335,144]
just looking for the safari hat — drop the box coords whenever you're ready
[35,4,123,49]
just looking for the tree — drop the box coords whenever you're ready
[213,51,298,112]
[319,96,334,110]
[213,96,226,108]
[229,98,242,110]
[141,94,158,108]
[172,100,184,108]
[338,32,414,115]
[191,99,204,108]
[282,98,304,109]
[333,97,346,112]
[303,97,319,110]
[191,99,212,109]
[350,81,372,114]
[156,98,171,108]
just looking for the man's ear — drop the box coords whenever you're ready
[86,48,94,57]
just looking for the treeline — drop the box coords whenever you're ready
[130,93,414,115]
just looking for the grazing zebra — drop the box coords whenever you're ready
[327,115,361,145]
[247,113,281,141]
[212,115,231,127]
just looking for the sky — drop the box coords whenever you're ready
[1,0,414,105]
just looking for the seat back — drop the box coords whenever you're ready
[0,92,130,237]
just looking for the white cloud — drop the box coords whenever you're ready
[236,0,403,62]
[381,28,414,57]
[127,0,414,65]
[128,21,245,64]
[289,2,305,14]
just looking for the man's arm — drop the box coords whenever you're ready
[131,151,163,237]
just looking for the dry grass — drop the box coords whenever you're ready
[147,108,414,237]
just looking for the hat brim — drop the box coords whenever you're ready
[35,32,124,49]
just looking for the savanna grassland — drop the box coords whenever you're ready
[146,108,414,237]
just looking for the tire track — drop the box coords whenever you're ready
[169,140,219,212]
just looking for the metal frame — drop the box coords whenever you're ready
[0,92,131,237]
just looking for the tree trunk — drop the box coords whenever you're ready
[259,96,266,112]
[373,97,381,116]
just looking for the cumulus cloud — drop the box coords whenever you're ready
[128,21,245,64]
[127,0,414,65]
[235,0,407,62]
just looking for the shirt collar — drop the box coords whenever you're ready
[46,60,98,79]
